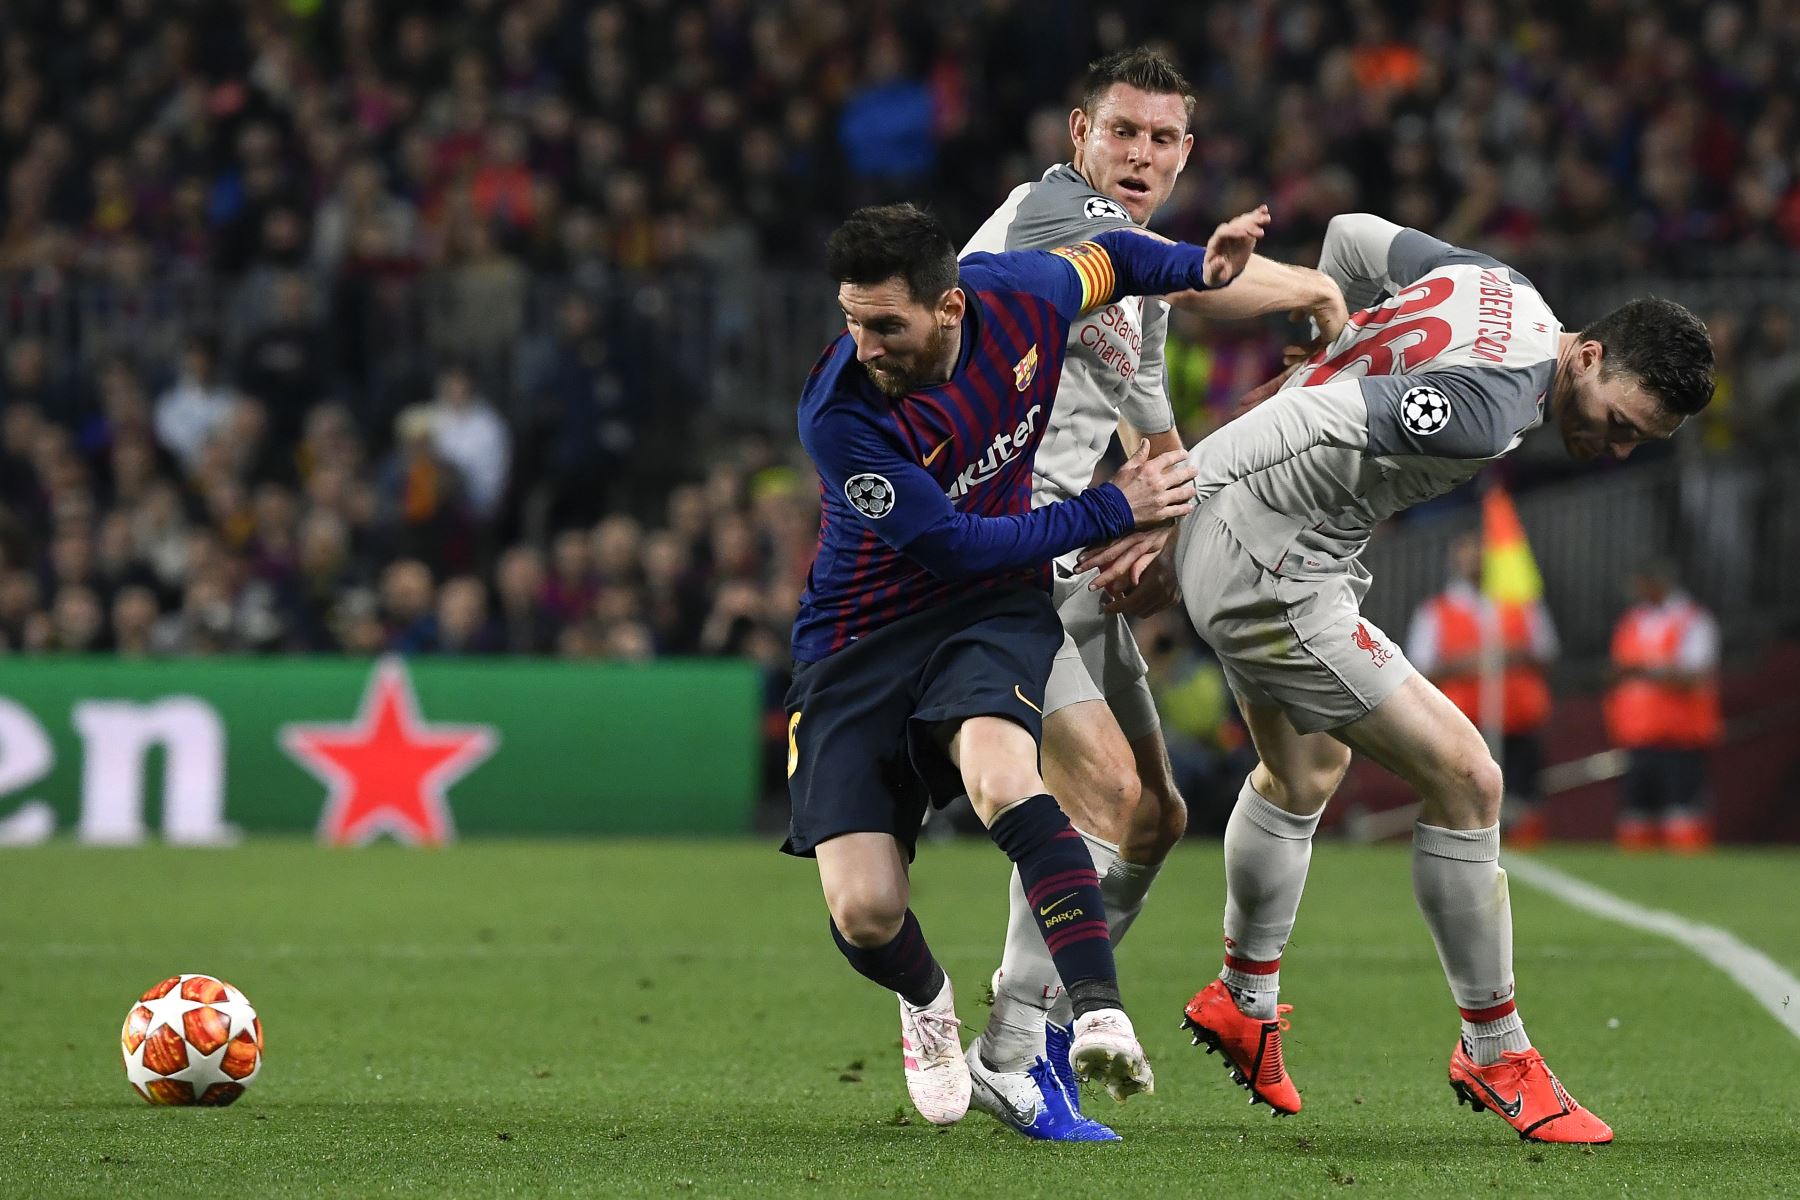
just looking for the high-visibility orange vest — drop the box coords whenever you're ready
[1424,592,1551,734]
[1604,602,1723,748]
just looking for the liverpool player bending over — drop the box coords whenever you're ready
[1084,213,1713,1142]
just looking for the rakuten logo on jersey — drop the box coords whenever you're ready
[947,404,1042,500]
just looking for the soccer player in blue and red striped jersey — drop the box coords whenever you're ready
[782,202,1253,1130]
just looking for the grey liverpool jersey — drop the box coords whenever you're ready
[1188,213,1562,571]
[962,164,1176,509]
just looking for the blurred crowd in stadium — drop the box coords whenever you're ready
[1,1,1798,813]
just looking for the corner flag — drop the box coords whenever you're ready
[1481,485,1542,606]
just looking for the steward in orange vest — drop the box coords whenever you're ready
[1605,596,1723,750]
[1406,539,1557,737]
[1605,563,1721,852]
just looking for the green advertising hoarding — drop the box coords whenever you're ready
[0,656,762,845]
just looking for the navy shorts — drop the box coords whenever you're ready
[782,586,1061,860]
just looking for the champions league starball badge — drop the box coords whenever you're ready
[1400,385,1452,436]
[844,473,895,518]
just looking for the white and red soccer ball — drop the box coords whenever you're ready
[120,974,263,1106]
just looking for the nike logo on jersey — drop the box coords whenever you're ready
[1013,685,1042,715]
[1038,892,1079,917]
[922,436,953,466]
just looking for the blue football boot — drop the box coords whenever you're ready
[965,1041,1120,1141]
[1044,1019,1088,1110]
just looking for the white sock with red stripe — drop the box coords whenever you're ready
[1411,821,1531,1066]
[1461,1001,1530,1066]
[1219,951,1282,1020]
[1219,778,1321,1020]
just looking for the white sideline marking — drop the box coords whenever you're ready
[1507,856,1800,1042]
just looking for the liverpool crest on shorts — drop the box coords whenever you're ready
[1352,621,1393,666]
[1013,344,1039,391]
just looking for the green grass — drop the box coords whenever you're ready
[3,840,1798,1198]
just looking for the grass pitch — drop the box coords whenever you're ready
[4,839,1798,1198]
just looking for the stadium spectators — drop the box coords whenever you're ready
[0,0,1796,685]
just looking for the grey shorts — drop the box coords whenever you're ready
[1043,556,1161,742]
[1176,514,1414,734]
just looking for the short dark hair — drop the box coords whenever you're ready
[825,203,958,305]
[1081,47,1197,125]
[1581,298,1715,417]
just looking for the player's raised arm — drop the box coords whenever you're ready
[965,223,1234,327]
[1169,255,1349,346]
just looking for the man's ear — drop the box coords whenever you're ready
[1583,339,1606,374]
[939,286,967,327]
[1069,108,1089,156]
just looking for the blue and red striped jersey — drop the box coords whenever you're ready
[791,235,1214,662]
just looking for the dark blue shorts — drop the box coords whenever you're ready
[782,586,1061,860]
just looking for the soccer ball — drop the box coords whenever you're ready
[120,974,263,1106]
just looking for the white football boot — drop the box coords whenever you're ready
[898,977,970,1125]
[1070,1007,1155,1102]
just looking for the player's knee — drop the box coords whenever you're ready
[827,886,906,948]
[1048,750,1139,842]
[1459,753,1505,824]
[1424,750,1504,828]
[964,761,1047,824]
[1126,773,1187,860]
[1314,745,1354,801]
[1254,746,1348,816]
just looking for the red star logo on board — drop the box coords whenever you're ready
[282,656,498,846]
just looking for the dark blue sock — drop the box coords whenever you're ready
[829,909,946,1008]
[988,794,1117,1010]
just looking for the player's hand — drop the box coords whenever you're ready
[1300,275,1349,346]
[1230,355,1308,419]
[1076,526,1166,595]
[1203,204,1269,287]
[1101,545,1182,616]
[1108,441,1197,527]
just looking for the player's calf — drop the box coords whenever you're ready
[987,794,1119,1016]
[985,794,1155,1102]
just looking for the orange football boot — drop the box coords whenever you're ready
[1506,809,1548,850]
[1661,812,1714,854]
[1181,979,1301,1115]
[1448,1039,1613,1143]
[1614,815,1658,852]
